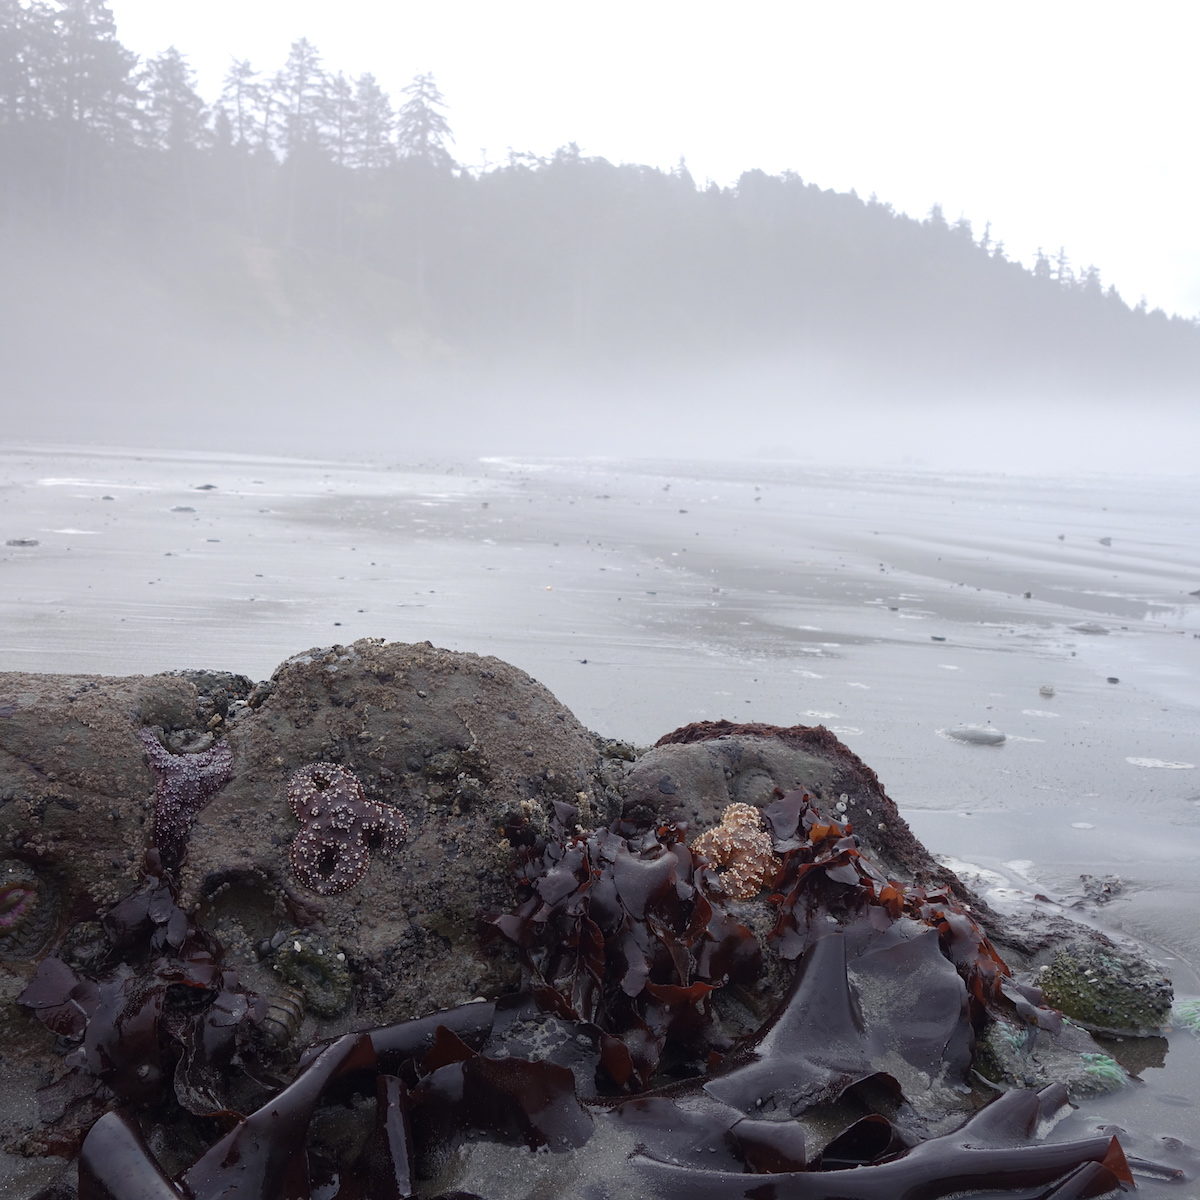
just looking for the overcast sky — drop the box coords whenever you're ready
[107,1,1200,318]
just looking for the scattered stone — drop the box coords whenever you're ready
[1078,873,1123,904]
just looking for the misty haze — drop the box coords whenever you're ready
[2,4,1200,1199]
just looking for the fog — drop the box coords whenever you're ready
[8,273,1197,478]
[17,374,1200,483]
[6,231,1197,480]
[4,6,1200,479]
[1,1,1196,482]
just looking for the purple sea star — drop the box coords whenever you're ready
[139,730,234,871]
[286,762,409,896]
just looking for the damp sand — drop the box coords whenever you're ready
[3,443,1200,1189]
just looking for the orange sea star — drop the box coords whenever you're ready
[691,802,781,899]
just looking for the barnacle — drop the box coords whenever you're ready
[286,763,409,896]
[691,802,781,900]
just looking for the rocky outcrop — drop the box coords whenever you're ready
[0,641,1179,1198]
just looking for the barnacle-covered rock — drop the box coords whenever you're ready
[0,670,215,919]
[691,802,781,899]
[625,720,964,895]
[1037,939,1173,1037]
[173,639,616,1028]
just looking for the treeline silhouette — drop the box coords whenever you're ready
[3,0,1198,415]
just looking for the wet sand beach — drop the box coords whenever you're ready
[3,442,1200,1188]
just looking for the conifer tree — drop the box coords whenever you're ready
[324,70,356,168]
[351,71,393,171]
[219,58,262,149]
[271,37,325,158]
[50,0,135,135]
[395,72,453,168]
[136,46,206,152]
[0,0,52,122]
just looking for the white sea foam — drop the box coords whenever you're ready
[37,477,153,491]
[1125,757,1195,770]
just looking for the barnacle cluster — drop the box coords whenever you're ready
[691,802,782,899]
[287,762,409,896]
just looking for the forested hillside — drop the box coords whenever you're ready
[3,1,1197,454]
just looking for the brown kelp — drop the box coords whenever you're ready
[15,766,1186,1198]
[18,852,266,1158]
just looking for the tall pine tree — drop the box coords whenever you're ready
[50,0,134,135]
[395,72,453,169]
[136,46,206,152]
